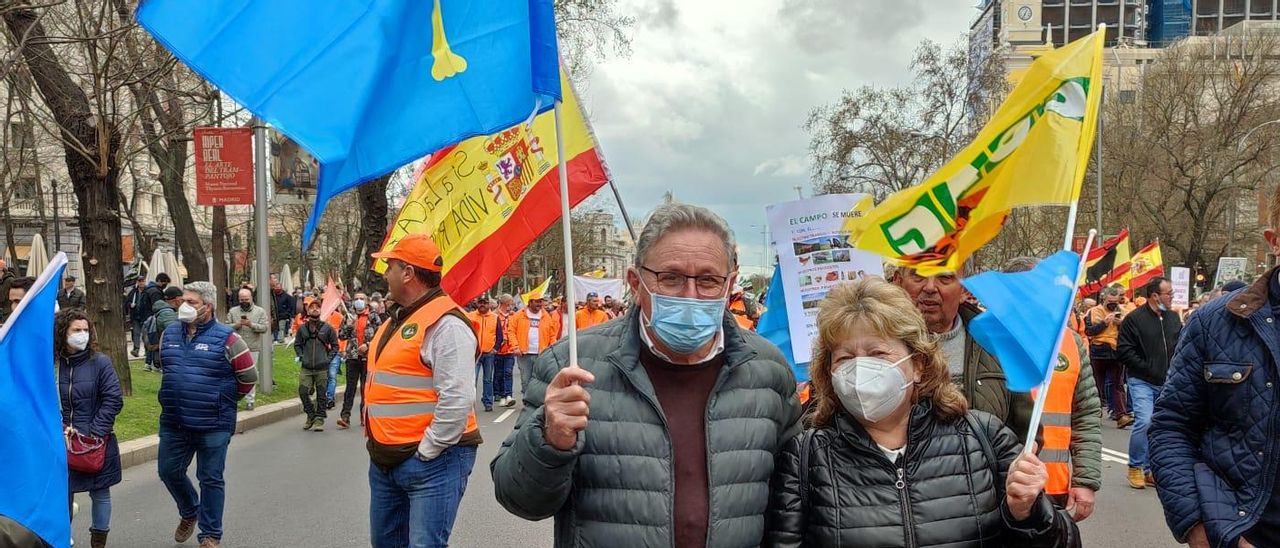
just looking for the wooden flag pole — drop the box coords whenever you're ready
[554,100,579,368]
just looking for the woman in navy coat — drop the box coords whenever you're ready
[56,308,123,548]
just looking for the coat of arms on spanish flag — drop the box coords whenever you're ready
[375,70,610,305]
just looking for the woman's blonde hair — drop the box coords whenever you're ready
[807,277,967,428]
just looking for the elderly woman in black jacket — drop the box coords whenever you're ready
[765,278,1078,547]
[57,309,123,548]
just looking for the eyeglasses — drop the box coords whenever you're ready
[640,266,732,298]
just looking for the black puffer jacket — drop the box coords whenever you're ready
[765,401,1079,548]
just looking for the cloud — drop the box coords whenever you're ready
[581,0,977,273]
[753,155,809,178]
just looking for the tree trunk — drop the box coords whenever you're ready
[159,140,209,281]
[4,8,131,394]
[358,174,390,293]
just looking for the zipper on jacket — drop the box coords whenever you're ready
[895,464,917,547]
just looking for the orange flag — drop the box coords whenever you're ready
[318,277,343,320]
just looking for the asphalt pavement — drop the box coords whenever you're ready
[75,401,1174,547]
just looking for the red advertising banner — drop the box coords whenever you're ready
[195,127,254,206]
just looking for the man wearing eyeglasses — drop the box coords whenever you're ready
[492,202,802,547]
[1115,277,1181,490]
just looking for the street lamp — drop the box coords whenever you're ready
[750,224,770,271]
[1229,119,1280,256]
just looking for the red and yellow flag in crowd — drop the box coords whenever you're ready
[1125,240,1164,293]
[375,71,610,305]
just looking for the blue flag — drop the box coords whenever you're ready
[757,268,810,382]
[137,0,562,247]
[961,250,1081,392]
[0,252,70,548]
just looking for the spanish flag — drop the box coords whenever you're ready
[1080,229,1131,296]
[375,70,610,305]
[843,29,1105,275]
[1125,240,1164,294]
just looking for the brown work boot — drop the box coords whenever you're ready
[1145,471,1157,488]
[1128,467,1146,489]
[1117,414,1134,429]
[175,517,197,542]
[199,538,220,548]
[89,529,108,548]
[336,417,350,430]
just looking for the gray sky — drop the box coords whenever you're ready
[582,0,978,275]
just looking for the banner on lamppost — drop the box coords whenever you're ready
[194,127,254,206]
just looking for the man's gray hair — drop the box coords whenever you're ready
[498,293,513,304]
[185,281,217,305]
[634,202,737,269]
[1102,286,1123,298]
[1003,256,1039,273]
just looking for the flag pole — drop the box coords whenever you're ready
[555,100,579,367]
[1023,228,1097,454]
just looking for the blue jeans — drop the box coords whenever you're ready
[475,353,495,408]
[1127,377,1161,471]
[326,354,342,403]
[517,354,537,397]
[368,445,477,548]
[157,425,232,542]
[70,488,111,532]
[494,354,515,399]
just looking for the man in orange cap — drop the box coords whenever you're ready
[364,234,480,547]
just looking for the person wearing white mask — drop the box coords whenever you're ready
[225,288,269,410]
[156,281,258,548]
[56,309,123,548]
[493,202,802,547]
[763,278,1079,547]
[337,292,381,429]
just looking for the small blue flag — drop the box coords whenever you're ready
[137,0,562,247]
[757,268,810,382]
[961,250,1081,392]
[0,252,70,548]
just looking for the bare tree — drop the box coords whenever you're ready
[3,2,134,392]
[1084,33,1280,272]
[806,39,1009,200]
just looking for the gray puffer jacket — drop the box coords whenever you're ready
[491,307,803,547]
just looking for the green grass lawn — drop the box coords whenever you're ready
[114,346,346,442]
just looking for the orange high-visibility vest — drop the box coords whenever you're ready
[729,296,755,331]
[364,295,480,446]
[1035,332,1082,496]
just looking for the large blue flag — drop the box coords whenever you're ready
[757,268,810,382]
[961,250,1081,392]
[137,0,562,247]
[0,252,69,548]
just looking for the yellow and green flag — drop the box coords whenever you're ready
[844,29,1104,275]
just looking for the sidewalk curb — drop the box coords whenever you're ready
[118,385,347,470]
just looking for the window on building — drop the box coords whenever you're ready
[14,175,40,201]
[8,121,34,150]
[1118,90,1136,104]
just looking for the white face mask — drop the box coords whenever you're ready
[832,354,915,423]
[67,331,90,351]
[177,303,199,324]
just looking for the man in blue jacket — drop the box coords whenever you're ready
[156,281,258,548]
[1150,198,1280,548]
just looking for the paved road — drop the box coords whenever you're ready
[75,402,1174,547]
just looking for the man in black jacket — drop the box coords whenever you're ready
[271,280,295,343]
[1116,276,1182,490]
[57,275,86,309]
[294,299,338,431]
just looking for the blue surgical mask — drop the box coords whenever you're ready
[1158,303,1168,312]
[353,299,367,312]
[642,279,727,354]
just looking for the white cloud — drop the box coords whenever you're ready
[580,0,977,270]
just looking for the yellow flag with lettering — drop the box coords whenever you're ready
[843,29,1104,275]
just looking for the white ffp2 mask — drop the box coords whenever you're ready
[832,354,914,423]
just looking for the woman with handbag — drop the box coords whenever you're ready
[764,278,1080,547]
[57,309,123,548]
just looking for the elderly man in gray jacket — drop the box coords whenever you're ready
[492,203,803,548]
[226,288,269,410]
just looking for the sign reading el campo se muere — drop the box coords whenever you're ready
[194,127,255,206]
